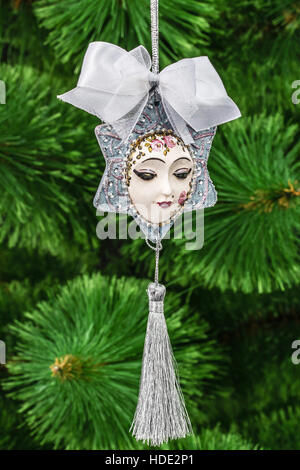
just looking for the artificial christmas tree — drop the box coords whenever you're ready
[1,0,300,451]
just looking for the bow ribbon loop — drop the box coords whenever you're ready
[58,42,241,144]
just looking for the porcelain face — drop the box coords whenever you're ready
[126,132,194,224]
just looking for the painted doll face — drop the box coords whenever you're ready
[126,131,194,224]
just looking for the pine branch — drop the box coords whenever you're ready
[241,405,300,450]
[0,388,56,450]
[3,272,226,449]
[33,0,217,72]
[0,64,102,256]
[218,61,300,122]
[0,0,50,69]
[161,423,261,450]
[209,318,300,449]
[210,0,300,70]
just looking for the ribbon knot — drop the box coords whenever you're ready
[148,71,159,89]
[57,42,241,144]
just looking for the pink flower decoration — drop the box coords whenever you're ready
[151,139,164,151]
[178,190,187,205]
[163,135,177,148]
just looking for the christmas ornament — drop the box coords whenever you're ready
[57,0,241,447]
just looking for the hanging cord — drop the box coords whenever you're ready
[146,1,161,280]
[146,237,163,285]
[150,0,160,104]
[131,1,193,447]
[150,0,159,74]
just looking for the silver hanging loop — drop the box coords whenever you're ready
[145,237,162,285]
[150,0,159,74]
[150,0,160,104]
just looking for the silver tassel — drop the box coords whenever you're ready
[130,281,193,446]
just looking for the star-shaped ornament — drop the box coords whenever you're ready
[93,92,217,242]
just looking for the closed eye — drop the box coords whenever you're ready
[173,168,192,179]
[133,169,157,180]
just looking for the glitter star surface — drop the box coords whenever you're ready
[93,92,218,242]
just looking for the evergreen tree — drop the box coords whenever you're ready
[1,0,299,450]
[3,273,225,449]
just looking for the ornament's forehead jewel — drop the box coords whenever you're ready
[128,129,186,155]
[57,42,241,144]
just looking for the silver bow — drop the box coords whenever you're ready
[57,42,241,144]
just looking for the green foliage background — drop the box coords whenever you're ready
[0,0,300,451]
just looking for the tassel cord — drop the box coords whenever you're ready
[146,237,163,285]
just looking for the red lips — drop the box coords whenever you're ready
[157,201,173,208]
